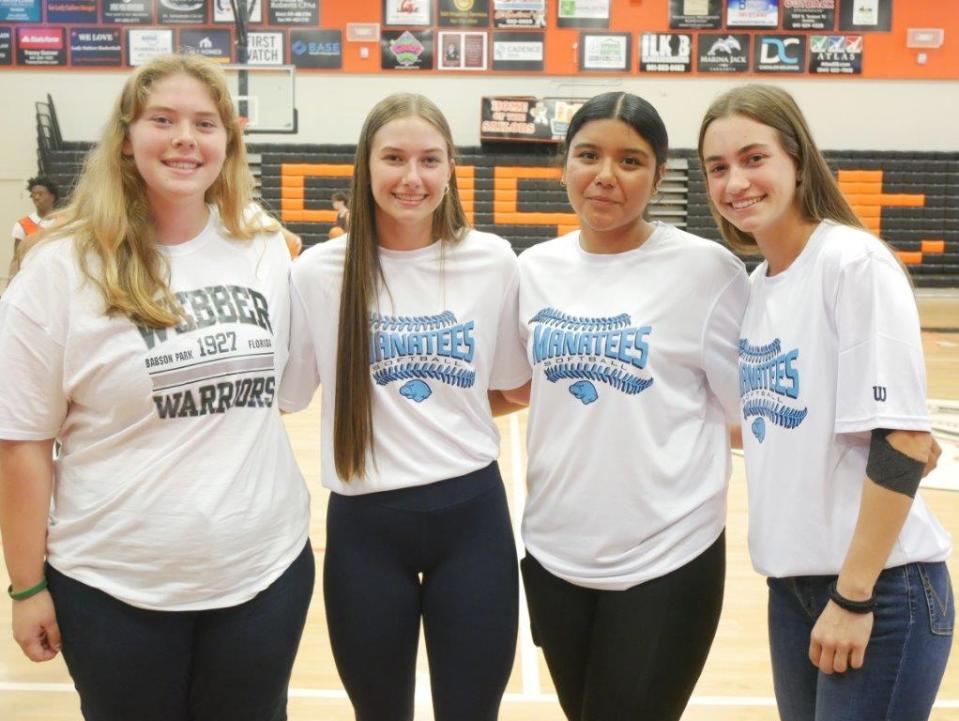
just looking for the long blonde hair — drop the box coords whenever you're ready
[697,84,865,254]
[334,93,469,482]
[41,54,269,327]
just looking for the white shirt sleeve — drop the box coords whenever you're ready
[11,222,25,242]
[834,250,929,433]
[0,302,68,439]
[702,269,749,423]
[489,260,533,390]
[278,273,321,412]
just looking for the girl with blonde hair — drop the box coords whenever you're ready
[0,54,312,720]
[699,84,951,721]
[280,93,528,721]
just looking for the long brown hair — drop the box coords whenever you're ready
[697,84,865,254]
[38,54,269,327]
[334,93,469,481]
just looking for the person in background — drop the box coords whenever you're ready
[699,83,952,721]
[8,176,59,279]
[332,190,350,231]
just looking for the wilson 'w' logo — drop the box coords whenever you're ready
[873,385,887,402]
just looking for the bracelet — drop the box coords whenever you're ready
[7,578,48,601]
[828,580,876,614]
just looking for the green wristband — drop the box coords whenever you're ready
[7,578,48,601]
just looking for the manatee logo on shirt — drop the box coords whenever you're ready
[369,311,477,402]
[529,308,654,405]
[739,337,808,443]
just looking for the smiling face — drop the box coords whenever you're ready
[368,115,453,241]
[122,72,228,213]
[701,113,804,246]
[563,117,661,249]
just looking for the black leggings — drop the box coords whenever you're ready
[521,531,726,721]
[323,462,518,721]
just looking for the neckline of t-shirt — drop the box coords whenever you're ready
[571,222,667,262]
[156,206,217,257]
[759,220,831,286]
[378,236,451,261]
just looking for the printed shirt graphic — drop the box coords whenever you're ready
[518,225,749,590]
[738,336,807,443]
[528,307,653,405]
[280,230,529,495]
[0,210,309,611]
[740,221,950,578]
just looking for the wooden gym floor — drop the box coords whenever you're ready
[1,293,957,721]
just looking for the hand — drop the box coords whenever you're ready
[12,590,61,662]
[922,437,942,478]
[809,600,873,674]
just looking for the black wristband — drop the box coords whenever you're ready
[828,580,876,614]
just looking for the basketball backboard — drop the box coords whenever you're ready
[222,64,297,134]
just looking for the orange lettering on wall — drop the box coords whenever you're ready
[494,167,579,236]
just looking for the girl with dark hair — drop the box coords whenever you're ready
[279,93,528,721]
[504,91,749,721]
[699,84,951,721]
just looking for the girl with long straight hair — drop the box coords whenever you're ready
[280,93,529,721]
[0,54,313,720]
[699,84,952,721]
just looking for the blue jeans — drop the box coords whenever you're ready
[47,540,315,721]
[768,562,953,721]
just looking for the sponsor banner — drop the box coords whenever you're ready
[726,0,779,28]
[381,29,433,70]
[247,31,284,64]
[783,0,835,30]
[639,32,692,73]
[480,96,584,143]
[290,28,342,69]
[180,28,232,62]
[47,0,97,23]
[669,0,722,30]
[438,30,487,70]
[383,0,431,26]
[0,0,39,22]
[557,0,609,29]
[809,33,861,74]
[269,0,318,25]
[438,0,489,27]
[16,25,65,65]
[127,28,173,65]
[580,32,630,71]
[838,0,890,32]
[491,30,543,71]
[754,33,806,72]
[158,0,206,24]
[697,32,749,72]
[493,0,544,28]
[213,0,263,23]
[103,0,153,24]
[70,27,122,66]
[0,26,11,64]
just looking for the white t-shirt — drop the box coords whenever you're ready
[11,212,56,241]
[740,220,951,578]
[518,223,749,590]
[279,229,529,495]
[0,209,310,611]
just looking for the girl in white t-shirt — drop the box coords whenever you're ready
[279,94,529,721]
[505,92,749,721]
[699,84,952,721]
[0,55,312,721]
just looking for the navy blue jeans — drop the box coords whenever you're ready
[768,562,953,721]
[324,462,518,721]
[46,540,315,721]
